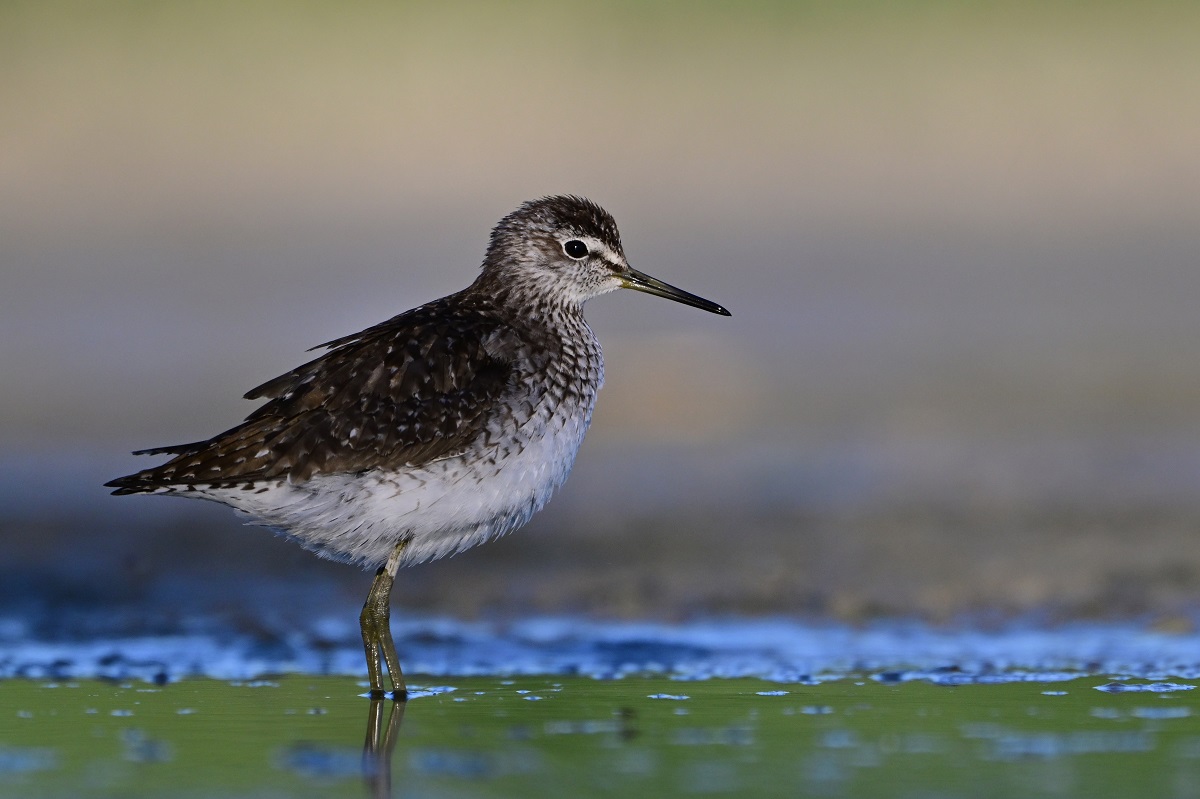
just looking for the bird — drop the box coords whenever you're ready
[106,195,730,699]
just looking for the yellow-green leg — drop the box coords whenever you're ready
[360,540,407,699]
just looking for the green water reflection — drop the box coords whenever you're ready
[1,676,1198,797]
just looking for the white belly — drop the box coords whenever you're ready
[202,398,594,568]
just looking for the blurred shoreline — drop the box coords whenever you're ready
[3,1,1199,628]
[5,434,1200,627]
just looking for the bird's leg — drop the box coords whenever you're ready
[360,540,408,700]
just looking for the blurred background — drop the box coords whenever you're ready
[3,1,1199,634]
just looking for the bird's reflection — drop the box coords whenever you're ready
[362,697,404,799]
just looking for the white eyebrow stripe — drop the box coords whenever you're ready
[592,241,625,267]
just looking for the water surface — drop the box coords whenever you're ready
[4,675,1199,799]
[4,619,1200,797]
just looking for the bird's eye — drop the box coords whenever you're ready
[563,240,589,259]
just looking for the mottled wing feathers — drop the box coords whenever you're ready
[241,312,414,401]
[106,298,526,494]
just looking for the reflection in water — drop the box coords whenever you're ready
[362,698,404,799]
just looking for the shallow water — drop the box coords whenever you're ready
[3,674,1200,798]
[7,616,1200,685]
[3,619,1200,797]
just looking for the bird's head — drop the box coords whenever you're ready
[480,195,730,316]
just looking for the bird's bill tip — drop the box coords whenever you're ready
[620,268,731,316]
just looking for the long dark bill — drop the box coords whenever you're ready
[620,267,731,316]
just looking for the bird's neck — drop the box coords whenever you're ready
[469,269,588,330]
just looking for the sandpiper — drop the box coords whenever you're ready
[106,195,730,698]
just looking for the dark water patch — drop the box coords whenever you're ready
[275,741,362,779]
[119,728,173,763]
[0,746,58,775]
[978,729,1156,761]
